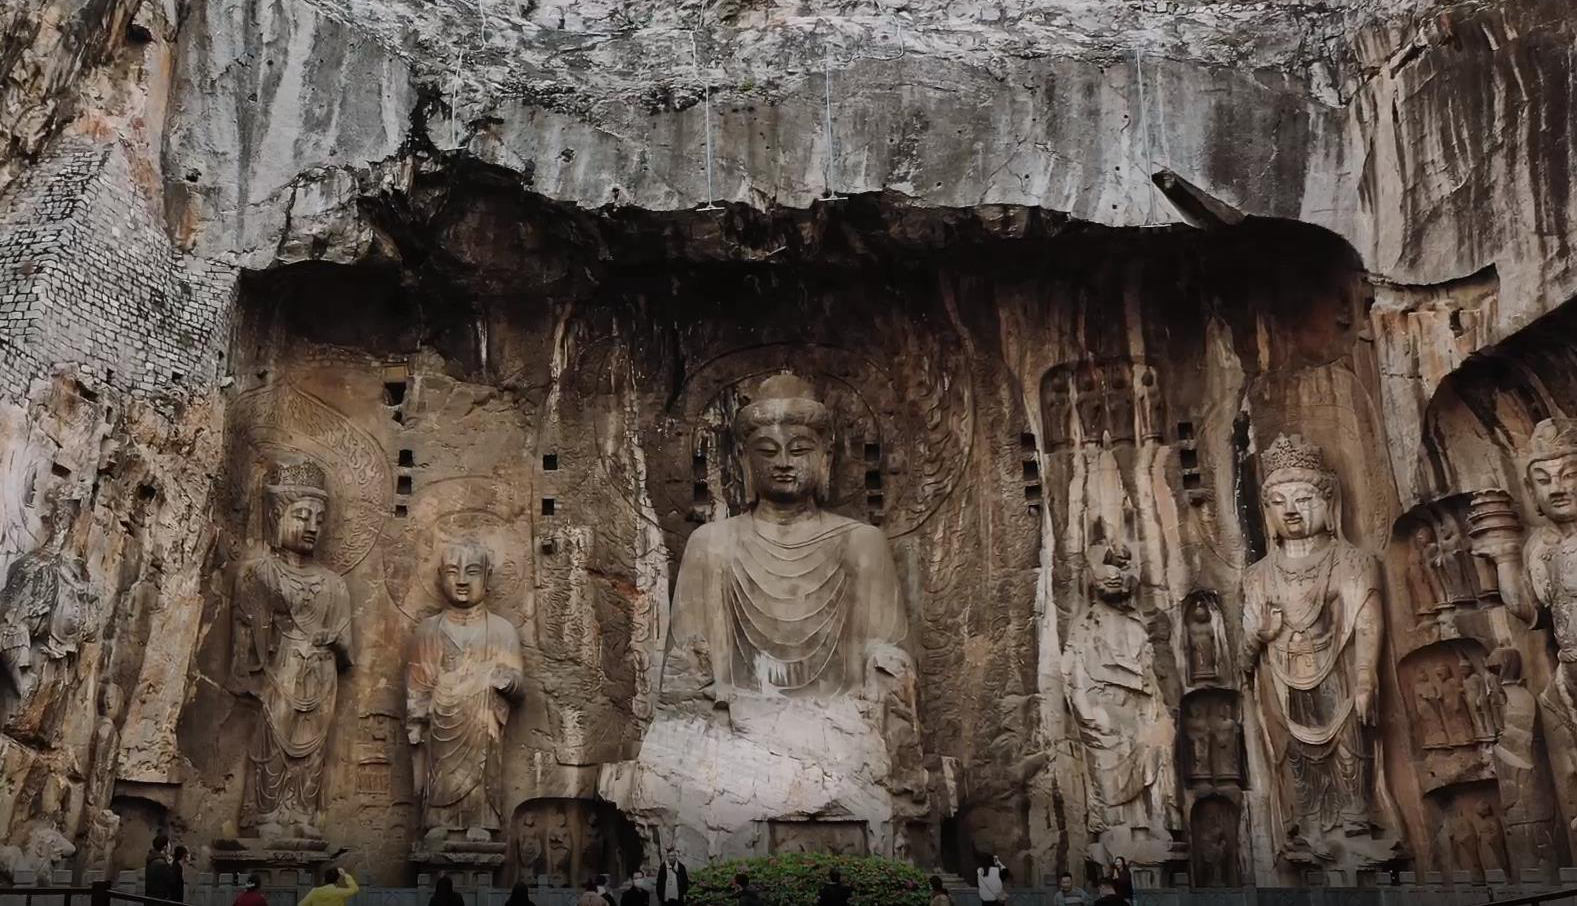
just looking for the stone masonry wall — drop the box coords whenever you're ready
[0,138,234,403]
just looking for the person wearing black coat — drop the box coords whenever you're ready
[144,835,175,902]
[621,870,652,906]
[170,846,190,903]
[656,851,689,906]
[816,870,852,906]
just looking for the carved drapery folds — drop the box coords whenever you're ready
[1062,541,1179,863]
[1241,434,1395,865]
[235,460,354,839]
[406,540,525,843]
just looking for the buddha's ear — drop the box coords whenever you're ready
[738,442,757,504]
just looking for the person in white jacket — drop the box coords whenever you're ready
[977,857,1006,904]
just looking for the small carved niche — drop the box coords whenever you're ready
[1181,589,1230,687]
[766,819,869,856]
[510,798,642,886]
[1400,639,1499,793]
[1427,781,1508,882]
[1190,796,1241,887]
[1039,358,1164,451]
[1395,495,1498,620]
[1181,689,1243,790]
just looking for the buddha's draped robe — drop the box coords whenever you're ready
[407,606,523,832]
[239,554,352,830]
[664,511,906,700]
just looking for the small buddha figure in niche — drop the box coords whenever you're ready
[662,373,912,702]
[1437,663,1472,746]
[235,461,353,838]
[407,540,525,842]
[1241,434,1386,851]
[1413,670,1449,750]
[1183,592,1228,685]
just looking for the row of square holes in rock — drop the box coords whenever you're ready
[384,380,567,517]
[1019,420,1202,503]
[388,451,562,518]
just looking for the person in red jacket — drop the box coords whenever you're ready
[233,875,268,906]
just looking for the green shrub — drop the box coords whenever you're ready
[689,853,930,906]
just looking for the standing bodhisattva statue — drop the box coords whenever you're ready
[236,461,353,838]
[663,372,912,702]
[1241,434,1386,857]
[407,540,524,842]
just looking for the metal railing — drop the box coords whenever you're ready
[0,883,185,906]
[1471,887,1577,906]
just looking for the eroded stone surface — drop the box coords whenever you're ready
[0,0,1576,893]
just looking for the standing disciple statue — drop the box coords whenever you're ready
[236,461,353,838]
[407,540,525,842]
[1241,435,1387,857]
[1063,542,1178,857]
[662,373,912,702]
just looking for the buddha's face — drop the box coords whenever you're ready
[1529,453,1577,523]
[276,497,325,555]
[1089,561,1136,606]
[1263,480,1330,540]
[744,423,827,504]
[440,546,490,607]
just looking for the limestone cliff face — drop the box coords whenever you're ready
[0,0,1575,891]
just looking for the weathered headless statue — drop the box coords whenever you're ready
[1241,434,1386,855]
[235,461,353,838]
[407,540,524,842]
[0,494,95,745]
[662,372,914,702]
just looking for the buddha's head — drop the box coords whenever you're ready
[1525,418,1577,524]
[1087,543,1138,608]
[734,373,833,506]
[438,540,492,608]
[1259,434,1338,543]
[263,460,329,557]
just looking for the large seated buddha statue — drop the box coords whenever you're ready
[662,373,911,703]
[604,373,931,860]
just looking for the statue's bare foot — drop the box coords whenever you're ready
[465,826,491,843]
[424,827,448,843]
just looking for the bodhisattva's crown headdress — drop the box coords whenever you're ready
[1260,433,1336,496]
[264,460,329,500]
[733,373,833,442]
[1524,418,1577,471]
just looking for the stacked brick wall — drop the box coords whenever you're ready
[0,138,235,402]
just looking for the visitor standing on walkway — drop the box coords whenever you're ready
[170,847,191,903]
[816,869,852,906]
[234,875,268,906]
[733,874,761,906]
[928,876,951,906]
[622,870,652,906]
[429,876,465,906]
[1052,873,1091,906]
[977,856,1005,905]
[578,880,606,906]
[1091,881,1124,906]
[656,850,689,906]
[1106,860,1132,904]
[298,868,359,906]
[145,834,175,901]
